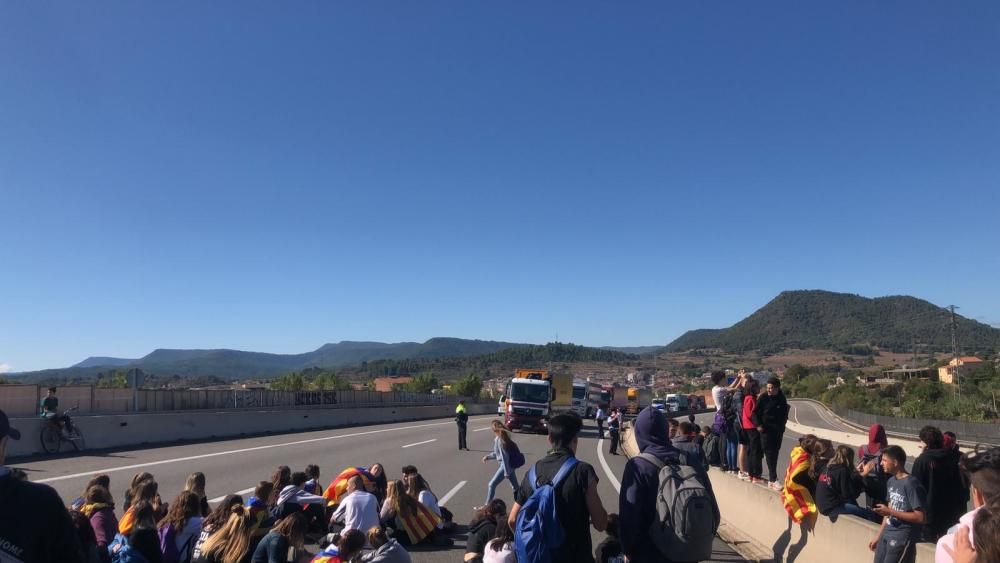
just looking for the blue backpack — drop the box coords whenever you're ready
[109,533,151,563]
[514,457,578,563]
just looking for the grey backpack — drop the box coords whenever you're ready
[638,452,721,562]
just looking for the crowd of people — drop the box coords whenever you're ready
[3,383,1000,563]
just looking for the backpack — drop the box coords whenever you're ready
[109,534,151,563]
[637,452,720,562]
[703,433,721,466]
[507,441,526,469]
[514,457,578,563]
[710,410,728,434]
[721,392,738,427]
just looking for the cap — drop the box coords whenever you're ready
[0,409,21,441]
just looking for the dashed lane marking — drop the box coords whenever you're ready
[438,481,467,506]
[208,487,255,504]
[36,420,457,484]
[473,427,493,432]
[401,439,438,448]
[596,439,621,493]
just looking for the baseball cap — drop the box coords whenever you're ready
[0,409,21,440]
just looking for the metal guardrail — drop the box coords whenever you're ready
[829,405,998,447]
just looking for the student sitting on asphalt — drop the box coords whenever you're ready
[465,499,506,563]
[157,491,203,563]
[482,518,515,563]
[80,484,118,557]
[274,472,326,527]
[402,467,454,532]
[192,505,256,563]
[359,526,411,563]
[330,476,381,540]
[304,464,324,497]
[252,513,307,563]
[379,479,447,547]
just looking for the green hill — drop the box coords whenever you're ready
[665,290,1000,354]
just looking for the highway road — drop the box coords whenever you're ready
[12,414,745,563]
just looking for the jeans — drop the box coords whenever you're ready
[485,465,518,504]
[826,502,881,524]
[726,434,738,470]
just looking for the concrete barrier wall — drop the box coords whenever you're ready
[621,423,935,563]
[8,403,495,459]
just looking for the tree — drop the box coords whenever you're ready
[785,364,810,383]
[452,374,483,398]
[313,371,352,391]
[270,372,306,391]
[97,370,128,389]
[406,372,440,394]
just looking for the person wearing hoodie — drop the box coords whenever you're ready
[464,500,505,563]
[858,424,891,508]
[912,426,968,542]
[619,406,695,563]
[753,377,789,490]
[361,527,411,563]
[816,445,881,523]
[80,485,118,560]
[935,446,1000,563]
[275,472,326,525]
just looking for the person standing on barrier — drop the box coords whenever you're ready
[456,400,469,451]
[754,377,789,490]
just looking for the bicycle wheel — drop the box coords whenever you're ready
[41,426,61,454]
[69,427,86,452]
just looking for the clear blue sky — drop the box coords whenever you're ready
[2,1,998,372]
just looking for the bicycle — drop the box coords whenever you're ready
[40,406,86,453]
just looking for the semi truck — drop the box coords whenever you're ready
[502,369,574,433]
[665,393,689,412]
[625,387,653,415]
[570,379,604,418]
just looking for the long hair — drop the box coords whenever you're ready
[492,421,513,449]
[488,518,514,553]
[471,499,506,527]
[267,466,291,506]
[132,480,159,505]
[829,445,856,469]
[199,506,255,563]
[337,529,366,560]
[184,472,206,497]
[388,479,420,519]
[159,491,200,532]
[81,475,111,500]
[406,473,434,500]
[809,439,835,480]
[85,485,114,506]
[272,513,307,548]
[203,494,244,532]
[131,500,157,530]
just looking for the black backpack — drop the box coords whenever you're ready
[721,392,739,427]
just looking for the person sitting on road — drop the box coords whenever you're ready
[368,463,388,507]
[275,472,326,530]
[81,484,118,557]
[402,468,453,532]
[125,500,165,563]
[465,499,506,563]
[193,494,244,559]
[816,445,880,523]
[192,504,255,563]
[379,479,442,547]
[360,526,411,563]
[124,472,154,510]
[121,479,167,535]
[184,472,211,518]
[71,474,111,511]
[247,481,274,533]
[594,513,624,563]
[69,509,103,563]
[482,518,515,563]
[266,466,292,511]
[252,513,307,563]
[158,491,204,563]
[331,476,381,540]
[310,528,366,563]
[304,465,323,497]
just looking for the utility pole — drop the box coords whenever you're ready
[950,305,961,399]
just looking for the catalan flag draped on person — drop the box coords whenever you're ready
[781,444,816,524]
[310,544,345,563]
[323,467,375,507]
[397,501,442,544]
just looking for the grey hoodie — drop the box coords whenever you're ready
[361,539,412,563]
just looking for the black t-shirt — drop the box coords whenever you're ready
[465,518,497,557]
[0,472,84,562]
[514,448,599,563]
[41,396,59,413]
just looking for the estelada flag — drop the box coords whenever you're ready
[323,467,375,507]
[310,544,344,563]
[118,506,136,535]
[397,501,442,544]
[781,445,817,524]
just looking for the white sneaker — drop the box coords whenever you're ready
[769,481,783,492]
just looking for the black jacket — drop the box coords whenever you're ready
[752,391,789,433]
[911,447,967,532]
[0,471,85,562]
[816,463,863,515]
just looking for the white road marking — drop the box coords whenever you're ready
[438,480,467,506]
[401,439,437,448]
[792,404,800,425]
[36,420,456,484]
[596,439,621,493]
[474,427,493,432]
[208,487,255,504]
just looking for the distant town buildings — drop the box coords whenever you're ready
[373,376,413,392]
[938,356,984,385]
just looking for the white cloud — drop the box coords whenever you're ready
[0,363,11,374]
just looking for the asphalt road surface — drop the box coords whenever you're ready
[13,414,745,563]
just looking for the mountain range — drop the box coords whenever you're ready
[665,290,1000,354]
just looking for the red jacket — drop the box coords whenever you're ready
[741,395,757,430]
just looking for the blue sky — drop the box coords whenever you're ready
[2,1,998,372]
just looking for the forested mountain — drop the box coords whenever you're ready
[665,290,1000,354]
[16,338,529,381]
